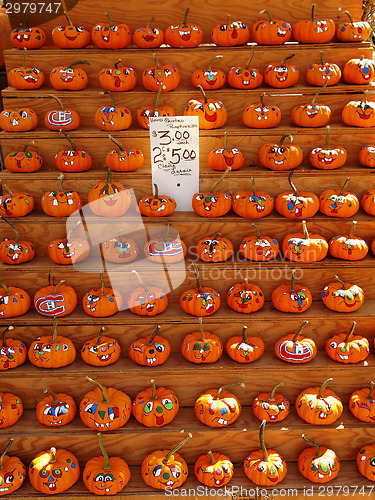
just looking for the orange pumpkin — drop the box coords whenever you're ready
[258,133,303,171]
[342,91,375,127]
[44,94,80,131]
[272,270,313,313]
[128,270,168,316]
[48,220,90,266]
[95,90,132,131]
[243,92,281,129]
[194,450,234,487]
[275,172,319,219]
[52,11,91,48]
[0,216,35,265]
[99,58,137,92]
[319,177,359,218]
[207,132,244,171]
[192,167,231,217]
[54,130,92,173]
[336,10,371,42]
[251,9,292,44]
[132,379,179,427]
[101,230,138,264]
[0,325,27,371]
[41,173,82,218]
[49,60,90,91]
[274,320,317,364]
[291,80,331,128]
[0,280,31,318]
[296,378,343,425]
[11,14,46,49]
[181,317,223,364]
[129,325,171,367]
[343,56,375,85]
[0,438,26,494]
[292,4,335,43]
[362,189,375,216]
[226,325,264,364]
[36,389,76,427]
[309,126,347,170]
[91,11,131,49]
[211,15,250,46]
[4,140,42,173]
[184,85,227,129]
[144,224,187,264]
[227,279,264,314]
[329,220,368,261]
[349,382,375,422]
[192,55,226,90]
[7,48,44,89]
[105,135,144,172]
[357,444,375,480]
[253,383,290,423]
[195,383,244,427]
[138,183,176,217]
[88,165,132,217]
[264,53,299,89]
[298,435,340,483]
[196,233,233,263]
[282,219,328,263]
[34,280,77,318]
[81,326,121,367]
[359,144,375,168]
[239,223,279,262]
[227,45,263,90]
[164,7,203,48]
[133,16,164,49]
[306,51,342,87]
[0,392,23,429]
[180,263,220,317]
[83,272,123,318]
[322,275,364,313]
[0,107,38,132]
[325,321,369,364]
[142,53,180,92]
[137,86,176,129]
[232,177,274,218]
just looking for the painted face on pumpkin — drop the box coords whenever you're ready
[8,151,42,170]
[148,462,186,489]
[0,463,26,495]
[253,397,290,422]
[84,340,119,364]
[300,453,338,481]
[168,24,200,42]
[183,340,214,362]
[0,292,27,317]
[2,240,32,263]
[41,401,73,426]
[43,190,80,209]
[235,341,261,362]
[30,341,70,364]
[131,291,163,315]
[284,194,312,217]
[131,341,166,365]
[323,286,362,309]
[286,289,309,312]
[84,293,118,315]
[1,110,34,129]
[56,25,88,42]
[0,397,22,427]
[232,289,263,311]
[186,100,225,123]
[98,107,130,128]
[137,395,177,426]
[136,26,161,44]
[197,399,239,426]
[144,66,178,89]
[286,238,309,259]
[252,105,280,124]
[311,148,342,167]
[197,461,233,486]
[83,401,129,429]
[354,101,375,121]
[271,65,293,84]
[352,401,375,421]
[93,24,124,44]
[232,67,261,87]
[194,193,230,213]
[299,395,334,422]
[141,196,174,213]
[11,67,42,85]
[315,64,338,82]
[12,28,45,45]
[31,459,78,493]
[245,454,284,482]
[89,471,122,494]
[213,148,241,167]
[100,67,135,88]
[199,237,227,260]
[0,342,26,369]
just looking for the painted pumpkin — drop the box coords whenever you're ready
[342,92,375,127]
[244,420,287,486]
[41,174,82,218]
[349,382,375,423]
[142,53,180,92]
[0,392,23,429]
[0,216,35,265]
[196,233,233,263]
[322,275,364,313]
[137,86,176,129]
[207,132,244,171]
[0,182,34,218]
[141,434,191,490]
[81,326,121,367]
[34,280,77,318]
[54,130,92,172]
[227,279,264,314]
[275,171,319,219]
[306,51,342,87]
[144,224,186,264]
[106,135,144,172]
[195,451,233,487]
[165,7,203,48]
[282,219,328,263]
[8,47,44,89]
[251,9,291,44]
[0,280,31,318]
[52,11,91,48]
[133,16,164,48]
[11,16,46,49]
[180,263,220,317]
[192,167,231,217]
[28,317,76,368]
[128,270,168,316]
[211,16,250,46]
[298,435,340,483]
[4,140,42,173]
[291,81,331,127]
[325,321,369,364]
[232,177,274,218]
[29,447,80,494]
[0,326,27,371]
[195,383,244,427]
[50,60,91,91]
[253,382,290,423]
[88,165,132,217]
[181,317,223,364]
[129,325,171,366]
[309,125,347,170]
[360,145,375,168]
[0,439,26,495]
[274,320,317,364]
[83,272,123,318]
[343,56,375,85]
[239,223,279,262]
[184,85,227,129]
[0,107,38,132]
[95,90,132,131]
[138,183,176,217]
[329,220,368,261]
[258,133,303,171]
[91,11,131,49]
[132,379,179,427]
[264,53,299,89]
[295,378,343,425]
[226,325,264,364]
[48,220,90,265]
[292,4,335,43]
[227,45,263,90]
[44,94,80,131]
[242,93,281,129]
[336,10,371,42]
[272,270,313,313]
[83,432,131,495]
[319,178,359,217]
[36,389,76,427]
[79,376,131,431]
[192,55,225,90]
[362,189,375,215]
[99,59,137,92]
[101,231,138,264]
[357,444,375,480]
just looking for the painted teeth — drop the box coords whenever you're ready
[275,160,284,165]
[339,355,349,359]
[158,204,165,211]
[147,357,156,364]
[11,119,19,126]
[320,412,327,418]
[53,199,58,206]
[217,418,228,425]
[257,115,267,120]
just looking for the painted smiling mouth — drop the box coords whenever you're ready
[66,34,78,41]
[143,35,155,41]
[98,354,111,361]
[44,482,57,492]
[256,205,265,212]
[104,199,117,206]
[294,207,303,217]
[358,112,370,119]
[205,111,217,122]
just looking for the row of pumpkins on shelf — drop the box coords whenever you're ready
[0,265,366,318]
[1,314,372,370]
[2,86,375,131]
[1,169,374,220]
[9,6,371,51]
[3,424,375,495]
[7,48,375,92]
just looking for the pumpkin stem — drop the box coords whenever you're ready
[210,167,231,195]
[207,55,223,71]
[53,280,65,294]
[105,11,113,28]
[260,92,266,109]
[302,434,322,458]
[60,129,76,151]
[147,325,161,345]
[97,326,105,344]
[2,184,14,198]
[154,86,164,112]
[153,183,159,200]
[151,379,157,400]
[290,270,296,292]
[0,216,19,245]
[320,51,325,66]
[259,420,269,462]
[242,325,248,342]
[164,223,171,243]
[0,439,13,469]
[63,10,73,26]
[369,381,374,400]
[198,317,206,342]
[335,275,347,289]
[325,125,331,149]
[66,220,82,244]
[22,47,27,69]
[302,220,309,240]
[104,164,113,184]
[317,378,333,399]
[208,449,215,464]
[114,59,122,70]
[269,382,283,402]
[67,60,92,69]
[153,53,161,70]
[279,134,293,148]
[132,270,149,293]
[338,177,350,196]
[108,135,125,152]
[101,90,116,108]
[51,317,58,344]
[182,7,190,26]
[288,171,299,197]
[1,326,13,348]
[311,79,328,106]
[46,94,64,110]
[24,12,29,29]
[97,432,111,470]
[86,376,110,403]
[244,45,256,68]
[343,10,355,23]
[251,177,256,197]
[49,447,57,464]
[197,85,208,104]
[146,16,155,28]
[223,131,228,150]
[348,220,357,239]
[99,271,106,296]
[58,172,65,192]
[192,262,202,293]
[44,388,60,405]
[292,320,308,343]
[259,9,273,22]
[311,3,316,23]
[215,382,245,400]
[22,140,35,152]
[281,53,295,66]
[163,433,192,464]
[0,280,10,296]
[345,321,357,343]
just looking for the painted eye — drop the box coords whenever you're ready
[193,343,200,350]
[63,344,69,351]
[162,399,174,410]
[171,467,180,479]
[164,69,172,77]
[57,26,64,31]
[153,28,160,35]
[196,194,204,201]
[95,24,102,31]
[76,26,84,32]
[155,344,165,352]
[4,472,14,484]
[52,469,62,478]
[222,464,230,474]
[89,345,98,353]
[261,402,270,410]
[2,111,10,117]
[19,110,28,119]
[211,196,218,203]
[370,458,375,467]
[85,403,98,414]
[153,465,162,477]
[40,469,49,478]
[43,345,51,353]
[144,402,153,413]
[104,474,114,482]
[94,474,105,482]
[191,26,199,31]
[66,68,74,74]
[111,25,118,32]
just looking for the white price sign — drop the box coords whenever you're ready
[149,115,199,211]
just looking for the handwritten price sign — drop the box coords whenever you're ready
[150,116,199,211]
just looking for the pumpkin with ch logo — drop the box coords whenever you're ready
[192,167,231,217]
[95,90,132,131]
[342,91,375,127]
[132,379,179,427]
[0,107,38,132]
[11,14,46,49]
[207,132,244,171]
[54,130,92,172]
[292,4,335,43]
[184,85,227,129]
[138,183,177,217]
[41,173,82,218]
[142,53,180,92]
[0,439,26,495]
[137,86,176,129]
[211,16,250,46]
[251,9,292,44]
[325,321,369,364]
[128,270,168,316]
[133,16,164,48]
[36,389,76,427]
[91,11,131,49]
[181,317,223,364]
[88,166,132,217]
[306,51,341,87]
[4,140,42,173]
[264,53,299,89]
[0,280,31,318]
[258,133,303,171]
[196,233,233,263]
[81,326,121,367]
[298,435,340,483]
[322,275,364,313]
[106,135,144,171]
[242,93,281,129]
[274,320,317,364]
[0,182,34,218]
[129,325,171,367]
[239,223,279,262]
[282,219,328,263]
[0,216,35,265]
[180,263,220,317]
[319,177,359,218]
[227,45,263,90]
[34,280,77,318]
[44,94,80,131]
[272,270,312,313]
[253,382,290,423]
[83,272,123,318]
[195,383,244,427]
[99,59,137,92]
[144,224,186,264]
[192,55,226,90]
[291,81,331,128]
[165,7,203,48]
[329,220,368,261]
[309,126,347,170]
[296,378,343,425]
[52,10,91,48]
[336,10,371,42]
[0,326,27,371]
[7,48,44,89]
[349,382,375,422]
[101,230,138,264]
[227,279,264,314]
[48,220,90,265]
[226,325,264,364]
[276,172,319,219]
[0,392,23,429]
[232,177,274,218]
[194,450,234,487]
[50,60,91,91]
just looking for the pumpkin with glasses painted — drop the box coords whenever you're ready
[192,167,231,217]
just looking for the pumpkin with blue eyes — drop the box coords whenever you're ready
[181,317,223,364]
[195,383,244,427]
[194,450,234,487]
[298,435,340,483]
[232,177,274,218]
[41,174,82,218]
[132,379,179,427]
[253,382,290,423]
[99,59,137,92]
[88,166,132,217]
[211,17,250,47]
[129,325,171,367]
[192,167,231,217]
[91,11,131,49]
[36,389,76,427]
[81,327,121,367]
[165,7,203,48]
[0,438,26,495]
[357,444,375,480]
[0,108,38,132]
[80,376,131,431]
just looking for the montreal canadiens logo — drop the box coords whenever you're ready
[146,240,184,257]
[46,111,73,127]
[35,294,66,316]
[278,341,312,362]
